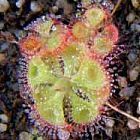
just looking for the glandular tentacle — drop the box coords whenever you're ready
[72,87,91,102]
[63,95,73,124]
[58,56,65,75]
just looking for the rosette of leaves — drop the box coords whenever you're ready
[18,3,120,140]
[27,41,110,138]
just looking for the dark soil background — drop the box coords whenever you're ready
[0,0,140,140]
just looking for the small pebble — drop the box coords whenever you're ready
[126,13,135,23]
[0,53,5,62]
[52,6,58,13]
[128,51,137,62]
[131,0,140,9]
[19,131,33,140]
[135,66,140,72]
[119,86,136,98]
[0,22,4,30]
[105,118,115,128]
[0,0,10,12]
[129,68,139,81]
[0,42,9,52]
[118,76,127,88]
[56,0,73,15]
[106,128,113,137]
[131,24,140,32]
[16,0,25,8]
[0,123,7,133]
[0,114,8,123]
[30,1,42,12]
[127,119,138,130]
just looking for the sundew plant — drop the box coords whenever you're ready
[18,2,125,140]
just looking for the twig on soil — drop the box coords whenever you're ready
[111,0,124,15]
[106,102,140,123]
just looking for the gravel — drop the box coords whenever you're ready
[0,53,5,62]
[30,1,42,12]
[129,68,139,81]
[16,0,25,8]
[0,123,7,133]
[131,23,140,32]
[128,51,138,63]
[105,118,115,128]
[0,42,9,52]
[118,76,127,88]
[127,119,139,130]
[119,86,136,98]
[105,128,113,137]
[0,0,10,12]
[19,131,33,140]
[126,13,136,23]
[131,0,140,9]
[0,114,8,123]
[0,22,4,30]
